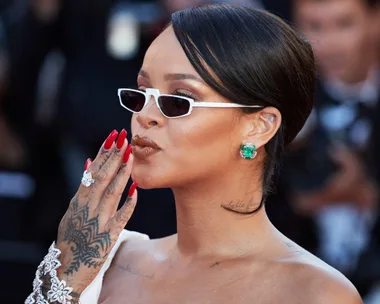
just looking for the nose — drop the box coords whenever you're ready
[135,94,165,129]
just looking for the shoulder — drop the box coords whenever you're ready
[114,229,151,258]
[112,230,171,266]
[297,263,361,304]
[109,229,149,259]
[306,266,361,304]
[275,250,362,304]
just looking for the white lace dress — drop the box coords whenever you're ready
[79,230,149,303]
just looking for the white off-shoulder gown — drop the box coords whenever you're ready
[79,230,149,303]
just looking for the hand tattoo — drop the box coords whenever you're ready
[63,198,111,275]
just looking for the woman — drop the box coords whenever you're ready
[26,4,362,304]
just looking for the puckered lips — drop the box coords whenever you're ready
[131,135,160,159]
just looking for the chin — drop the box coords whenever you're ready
[131,164,187,190]
[131,165,166,189]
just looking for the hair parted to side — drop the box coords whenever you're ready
[170,4,316,212]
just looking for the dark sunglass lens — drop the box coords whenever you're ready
[119,90,145,112]
[158,96,190,117]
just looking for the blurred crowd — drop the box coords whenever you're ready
[0,0,379,302]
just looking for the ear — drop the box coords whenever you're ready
[242,107,282,149]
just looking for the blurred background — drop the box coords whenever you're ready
[0,0,379,302]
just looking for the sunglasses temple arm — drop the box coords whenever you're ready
[192,102,262,108]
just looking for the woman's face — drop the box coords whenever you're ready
[130,26,246,189]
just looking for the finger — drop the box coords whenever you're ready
[91,130,129,199]
[91,129,120,172]
[72,158,95,200]
[84,158,92,171]
[76,129,122,200]
[75,158,94,197]
[109,181,138,233]
[97,145,133,215]
[76,129,118,193]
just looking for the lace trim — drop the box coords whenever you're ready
[25,242,75,304]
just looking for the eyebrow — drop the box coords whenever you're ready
[138,69,205,84]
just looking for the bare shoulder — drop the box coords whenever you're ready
[294,262,362,304]
[111,233,172,267]
[276,242,362,304]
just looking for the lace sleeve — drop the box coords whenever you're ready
[25,242,80,304]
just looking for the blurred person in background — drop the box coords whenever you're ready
[290,0,380,300]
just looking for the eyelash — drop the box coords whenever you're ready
[172,89,197,100]
[137,86,198,100]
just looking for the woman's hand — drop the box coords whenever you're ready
[56,129,137,297]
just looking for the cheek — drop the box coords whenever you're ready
[175,118,215,148]
[165,113,239,179]
[133,112,238,188]
[131,114,138,134]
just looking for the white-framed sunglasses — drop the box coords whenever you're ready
[118,88,263,118]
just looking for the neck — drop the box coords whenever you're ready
[172,173,276,258]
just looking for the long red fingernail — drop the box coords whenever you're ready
[84,158,92,170]
[123,144,132,163]
[128,181,138,197]
[116,129,127,149]
[104,130,119,150]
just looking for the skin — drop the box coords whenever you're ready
[96,27,362,303]
[293,0,378,84]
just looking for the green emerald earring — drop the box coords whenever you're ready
[240,143,257,160]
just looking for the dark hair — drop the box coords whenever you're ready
[170,4,316,211]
